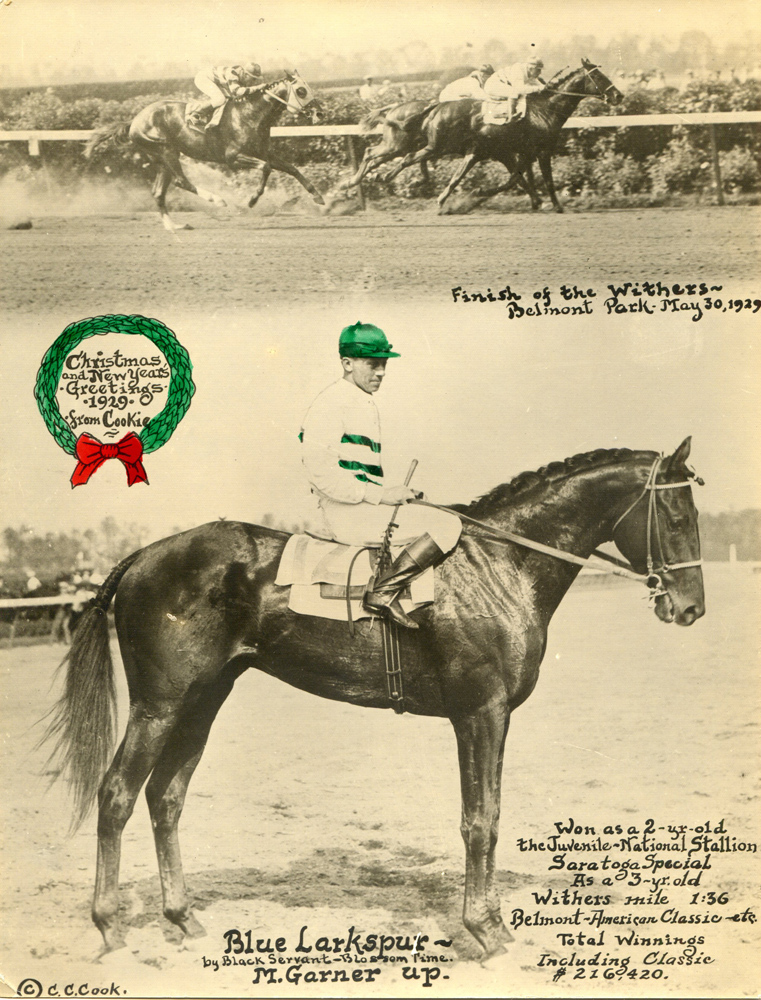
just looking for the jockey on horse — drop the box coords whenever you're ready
[186,60,269,133]
[299,322,462,628]
[438,63,495,102]
[483,54,547,122]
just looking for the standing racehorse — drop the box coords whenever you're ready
[403,59,623,212]
[42,441,703,957]
[86,73,325,231]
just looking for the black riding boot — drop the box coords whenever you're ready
[364,533,445,629]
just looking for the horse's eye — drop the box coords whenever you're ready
[296,87,307,98]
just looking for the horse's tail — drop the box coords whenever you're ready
[360,105,395,132]
[361,101,438,134]
[85,120,132,159]
[39,549,142,831]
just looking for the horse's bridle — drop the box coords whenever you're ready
[260,76,314,114]
[544,63,619,102]
[611,456,703,597]
[413,455,702,601]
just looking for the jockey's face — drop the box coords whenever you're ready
[341,357,387,394]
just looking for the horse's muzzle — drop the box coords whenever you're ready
[309,101,325,124]
[654,581,705,626]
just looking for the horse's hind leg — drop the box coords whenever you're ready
[162,149,228,211]
[93,702,182,951]
[381,148,422,183]
[452,697,513,957]
[144,672,239,937]
[344,146,398,188]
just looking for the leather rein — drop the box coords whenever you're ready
[412,456,703,601]
[542,64,619,101]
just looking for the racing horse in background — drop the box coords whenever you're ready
[427,59,623,212]
[41,440,703,958]
[345,60,622,212]
[343,99,438,189]
[86,72,324,231]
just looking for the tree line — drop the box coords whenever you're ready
[1,509,758,599]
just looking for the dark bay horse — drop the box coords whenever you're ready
[343,100,438,188]
[405,60,623,212]
[86,73,324,230]
[42,441,704,958]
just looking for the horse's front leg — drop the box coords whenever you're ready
[437,152,479,208]
[247,163,272,208]
[536,151,563,213]
[233,151,325,206]
[451,696,513,956]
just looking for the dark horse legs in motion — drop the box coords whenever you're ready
[42,441,703,956]
[401,60,623,213]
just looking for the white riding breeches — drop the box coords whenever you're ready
[194,72,227,108]
[317,497,462,552]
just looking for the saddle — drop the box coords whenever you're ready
[185,99,226,131]
[481,95,526,126]
[275,534,434,622]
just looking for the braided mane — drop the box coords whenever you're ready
[461,447,654,516]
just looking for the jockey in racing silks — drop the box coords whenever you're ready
[186,61,267,132]
[299,322,462,629]
[438,63,495,102]
[483,55,546,121]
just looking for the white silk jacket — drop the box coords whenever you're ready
[300,378,385,505]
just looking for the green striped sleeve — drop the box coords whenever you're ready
[339,459,384,478]
[354,472,383,487]
[341,433,381,453]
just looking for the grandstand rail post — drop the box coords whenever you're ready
[345,134,365,209]
[708,124,725,206]
[8,611,18,649]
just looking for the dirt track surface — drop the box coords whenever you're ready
[1,566,759,998]
[1,205,759,313]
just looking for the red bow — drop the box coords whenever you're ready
[71,432,149,488]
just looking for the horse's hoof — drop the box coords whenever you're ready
[248,197,260,209]
[313,194,325,206]
[97,932,127,956]
[480,945,511,970]
[181,913,207,939]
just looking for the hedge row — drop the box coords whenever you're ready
[1,78,759,202]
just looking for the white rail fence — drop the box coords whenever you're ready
[0,593,94,647]
[1,110,759,203]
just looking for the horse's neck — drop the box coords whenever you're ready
[246,89,287,127]
[481,458,651,560]
[533,77,587,129]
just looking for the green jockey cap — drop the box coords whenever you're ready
[338,321,400,358]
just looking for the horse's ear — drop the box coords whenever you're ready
[581,57,591,68]
[665,436,692,472]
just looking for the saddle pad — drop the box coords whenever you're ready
[275,534,434,622]
[482,95,526,125]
